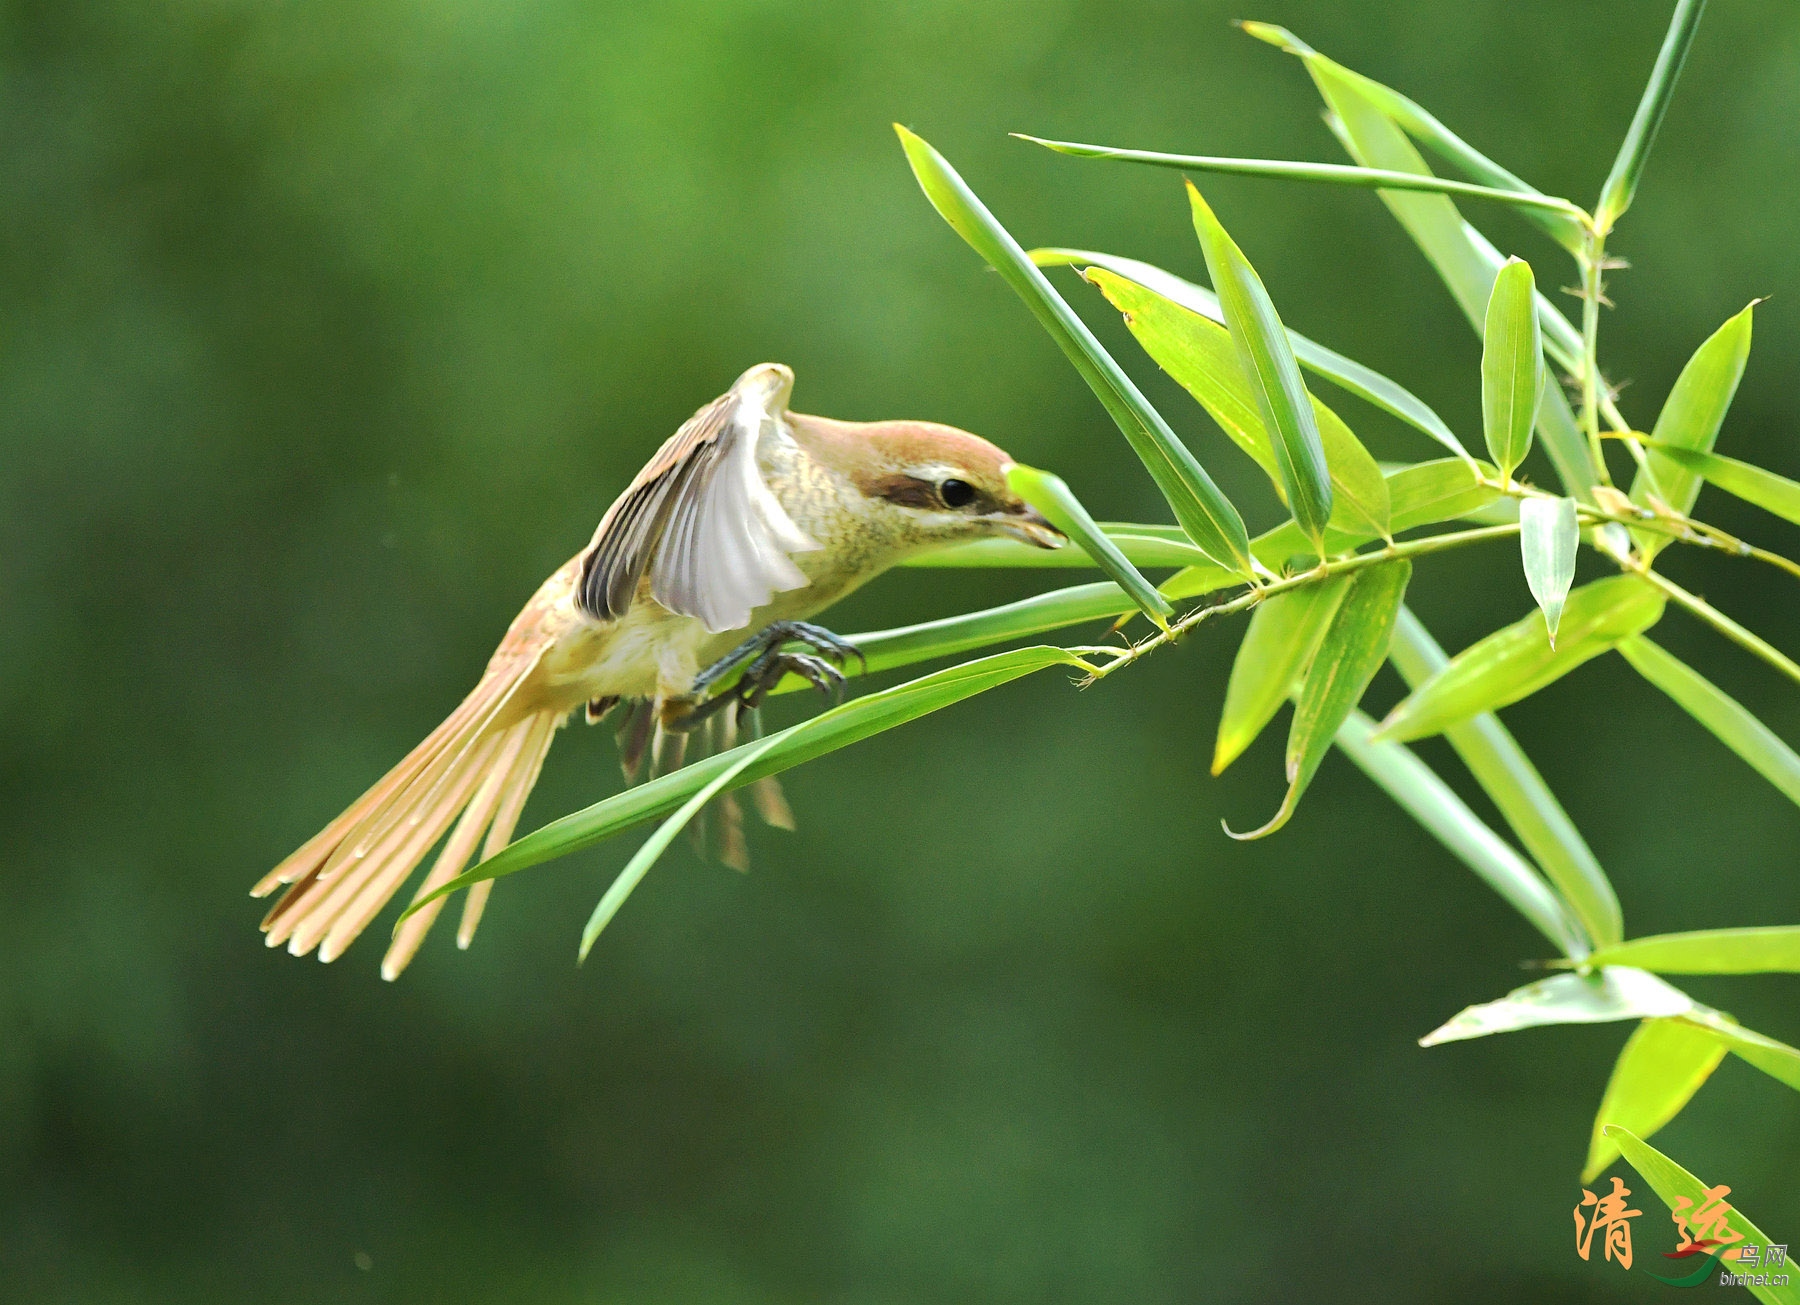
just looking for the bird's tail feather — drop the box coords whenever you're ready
[254,652,560,979]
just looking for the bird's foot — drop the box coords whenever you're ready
[669,622,862,731]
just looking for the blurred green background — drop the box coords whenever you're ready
[5,1,1799,1300]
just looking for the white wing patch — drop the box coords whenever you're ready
[650,393,819,633]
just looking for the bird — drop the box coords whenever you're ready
[252,362,1065,979]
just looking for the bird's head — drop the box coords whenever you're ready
[786,411,1067,556]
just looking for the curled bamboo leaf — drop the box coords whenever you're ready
[1585,927,1800,975]
[1004,465,1171,627]
[579,731,787,961]
[1213,578,1351,775]
[1594,0,1710,232]
[1618,635,1800,811]
[1519,495,1578,643]
[1228,559,1411,839]
[1375,576,1664,743]
[1419,968,1694,1046]
[894,125,1252,573]
[1032,247,1469,460]
[1016,134,1586,221]
[398,647,1092,916]
[1335,710,1587,958]
[1390,608,1619,949]
[1188,182,1334,550]
[1630,302,1754,550]
[1086,265,1388,539]
[1481,257,1544,483]
[1583,1018,1728,1183]
[1645,442,1800,528]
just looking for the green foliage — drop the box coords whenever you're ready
[409,0,1800,1250]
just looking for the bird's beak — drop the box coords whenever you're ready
[996,504,1066,550]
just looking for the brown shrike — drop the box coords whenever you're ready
[253,363,1064,978]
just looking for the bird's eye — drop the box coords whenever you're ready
[939,478,976,509]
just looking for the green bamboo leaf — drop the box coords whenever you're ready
[398,647,1091,916]
[1481,257,1544,482]
[1583,1018,1728,1183]
[579,730,788,962]
[1335,709,1587,958]
[894,125,1253,574]
[906,527,1211,569]
[1374,576,1665,743]
[1419,968,1694,1046]
[1645,442,1799,528]
[1630,303,1755,548]
[1519,495,1578,643]
[1256,32,1598,493]
[1682,1009,1800,1094]
[1016,134,1586,221]
[1236,23,1590,255]
[1608,1126,1800,1305]
[1617,635,1800,811]
[1213,578,1352,775]
[1228,559,1411,839]
[1086,265,1388,539]
[1004,465,1172,627]
[1594,0,1710,232]
[1586,928,1800,975]
[1390,608,1619,948]
[1187,182,1334,551]
[1033,247,1469,461]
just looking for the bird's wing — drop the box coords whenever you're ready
[577,363,820,634]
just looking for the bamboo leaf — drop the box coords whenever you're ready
[1682,1009,1800,1094]
[1420,968,1694,1046]
[1213,578,1352,775]
[907,527,1211,570]
[1255,32,1598,493]
[1236,23,1590,255]
[1481,257,1544,482]
[1016,135,1586,220]
[1586,928,1800,975]
[1583,1018,1728,1183]
[1630,303,1755,548]
[1228,559,1410,839]
[1335,710,1587,958]
[1594,0,1711,232]
[1004,465,1172,627]
[1390,608,1619,948]
[1519,496,1578,643]
[1644,442,1800,529]
[1617,635,1800,811]
[1608,1126,1800,1304]
[579,730,787,961]
[398,647,1091,916]
[1033,247,1469,461]
[1374,576,1665,743]
[1086,265,1389,538]
[828,585,1134,681]
[1187,182,1333,549]
[894,125,1253,573]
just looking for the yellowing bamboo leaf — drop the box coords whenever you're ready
[1088,266,1389,539]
